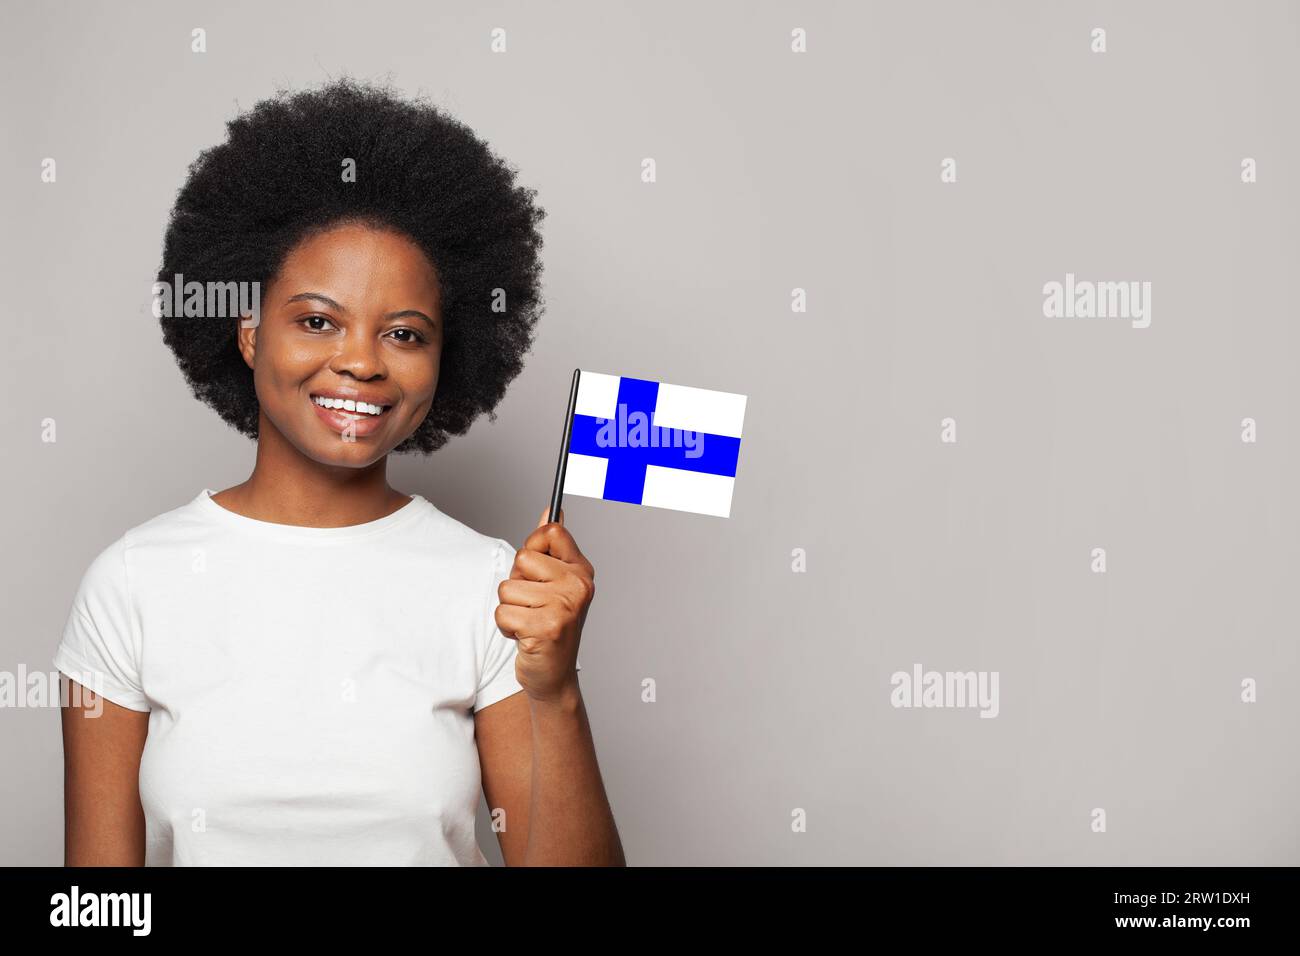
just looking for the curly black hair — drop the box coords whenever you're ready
[156,77,546,454]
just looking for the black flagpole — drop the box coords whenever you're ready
[548,368,580,524]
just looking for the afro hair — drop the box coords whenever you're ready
[156,77,546,454]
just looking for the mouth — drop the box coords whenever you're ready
[309,392,394,437]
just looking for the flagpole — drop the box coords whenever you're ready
[548,368,580,524]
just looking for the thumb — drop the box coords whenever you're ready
[537,505,564,528]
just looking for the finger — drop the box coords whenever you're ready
[497,577,551,609]
[509,547,570,583]
[494,602,556,642]
[494,602,525,639]
[523,522,585,565]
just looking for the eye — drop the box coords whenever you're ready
[387,327,428,345]
[298,315,337,332]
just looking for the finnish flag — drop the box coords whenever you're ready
[560,371,746,518]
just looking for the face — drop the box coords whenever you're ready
[237,222,443,467]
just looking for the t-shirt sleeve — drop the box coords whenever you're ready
[53,535,151,712]
[473,537,582,714]
[473,538,526,713]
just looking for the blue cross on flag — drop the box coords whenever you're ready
[561,370,747,518]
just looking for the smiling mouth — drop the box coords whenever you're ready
[309,394,393,418]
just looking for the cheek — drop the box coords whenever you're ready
[398,349,441,405]
[275,337,331,371]
[251,335,320,407]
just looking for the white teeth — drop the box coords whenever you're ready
[312,396,387,416]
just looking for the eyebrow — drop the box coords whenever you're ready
[284,292,437,330]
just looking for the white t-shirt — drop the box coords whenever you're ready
[54,488,577,866]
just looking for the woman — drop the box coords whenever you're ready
[55,78,624,866]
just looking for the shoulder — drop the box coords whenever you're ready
[119,491,215,550]
[71,532,130,603]
[406,504,516,640]
[415,498,514,567]
[69,492,211,596]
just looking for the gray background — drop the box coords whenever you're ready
[2,0,1296,865]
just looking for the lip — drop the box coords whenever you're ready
[308,392,394,438]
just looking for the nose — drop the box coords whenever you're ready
[328,323,387,381]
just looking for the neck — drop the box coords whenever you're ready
[211,410,411,527]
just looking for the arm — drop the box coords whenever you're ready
[476,505,625,866]
[476,683,624,866]
[59,676,150,866]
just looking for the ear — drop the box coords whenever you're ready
[236,317,257,371]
